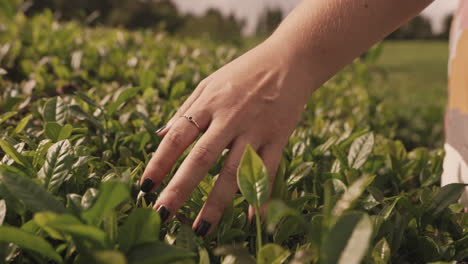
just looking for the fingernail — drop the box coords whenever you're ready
[195,220,211,237]
[155,125,166,134]
[140,178,154,193]
[157,205,170,223]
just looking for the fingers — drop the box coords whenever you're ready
[140,109,211,192]
[156,78,210,136]
[247,143,284,222]
[153,120,234,225]
[192,138,260,236]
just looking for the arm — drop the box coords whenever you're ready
[267,0,434,94]
[140,0,434,236]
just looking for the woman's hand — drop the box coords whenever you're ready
[139,39,315,236]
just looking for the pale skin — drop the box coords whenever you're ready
[140,0,434,236]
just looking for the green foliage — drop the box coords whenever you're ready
[0,9,466,264]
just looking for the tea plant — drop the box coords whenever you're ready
[0,6,466,264]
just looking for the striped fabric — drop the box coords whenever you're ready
[442,1,468,207]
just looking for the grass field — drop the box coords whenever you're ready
[375,40,449,149]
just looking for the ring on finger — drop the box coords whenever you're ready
[181,113,201,131]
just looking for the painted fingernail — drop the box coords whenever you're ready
[140,178,154,193]
[157,205,170,223]
[195,220,211,237]
[155,125,166,134]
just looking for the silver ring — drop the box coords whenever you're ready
[182,114,200,131]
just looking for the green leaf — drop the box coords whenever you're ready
[38,139,73,193]
[332,174,375,217]
[12,114,32,135]
[266,200,300,233]
[69,104,104,130]
[44,122,73,142]
[75,92,102,110]
[237,144,270,209]
[0,199,5,225]
[257,244,290,264]
[127,242,196,264]
[371,238,390,264]
[0,226,63,263]
[82,181,130,226]
[0,170,65,213]
[427,183,467,215]
[106,87,140,115]
[348,132,374,169]
[170,81,186,99]
[91,250,127,264]
[43,97,68,125]
[118,208,160,252]
[34,212,109,249]
[287,162,314,187]
[0,111,17,126]
[0,139,32,170]
[321,212,373,264]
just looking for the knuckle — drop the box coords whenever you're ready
[165,128,185,148]
[221,163,239,181]
[190,145,215,167]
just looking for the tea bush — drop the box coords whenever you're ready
[0,9,466,264]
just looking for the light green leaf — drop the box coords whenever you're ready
[0,226,63,263]
[0,139,32,169]
[321,212,373,264]
[0,170,65,213]
[118,208,160,252]
[91,250,127,264]
[82,181,130,226]
[106,87,140,115]
[371,238,390,264]
[332,174,375,217]
[44,122,73,142]
[287,162,314,187]
[257,244,290,264]
[12,114,32,135]
[33,139,53,168]
[38,139,73,193]
[34,212,109,248]
[0,111,17,126]
[43,97,68,125]
[127,242,196,264]
[348,132,374,169]
[237,144,270,209]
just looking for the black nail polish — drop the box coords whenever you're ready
[155,125,166,134]
[195,220,211,237]
[140,178,154,193]
[157,205,170,222]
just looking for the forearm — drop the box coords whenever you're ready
[265,0,433,93]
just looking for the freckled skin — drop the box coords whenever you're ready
[141,0,434,234]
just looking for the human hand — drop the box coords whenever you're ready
[139,39,317,237]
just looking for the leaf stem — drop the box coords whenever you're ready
[255,207,262,254]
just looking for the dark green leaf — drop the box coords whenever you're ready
[0,226,62,263]
[127,242,196,264]
[0,170,65,213]
[118,208,160,252]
